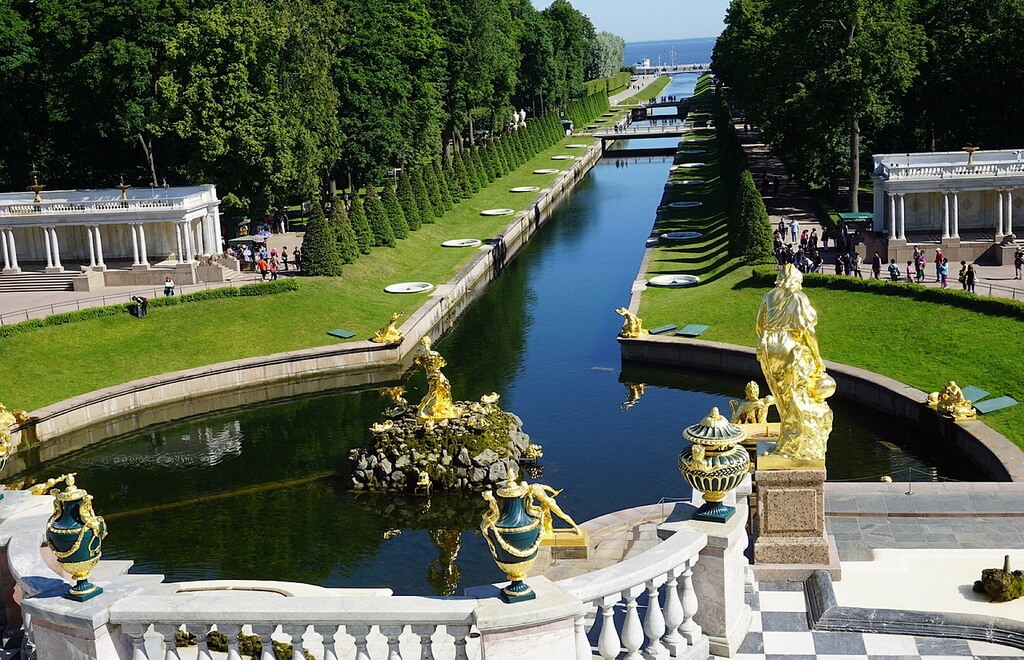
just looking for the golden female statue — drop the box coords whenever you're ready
[615,307,648,338]
[0,404,28,470]
[412,336,463,425]
[371,312,404,344]
[755,265,835,461]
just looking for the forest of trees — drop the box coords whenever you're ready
[713,0,1024,211]
[0,0,623,216]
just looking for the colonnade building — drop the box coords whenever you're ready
[872,148,1023,264]
[0,184,236,290]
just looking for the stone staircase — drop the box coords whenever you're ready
[0,272,77,293]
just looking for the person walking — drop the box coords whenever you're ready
[282,247,290,271]
[871,252,882,279]
[939,258,950,288]
[164,277,175,297]
[957,261,968,290]
[853,252,864,278]
[934,248,945,282]
[788,217,800,246]
[257,256,269,281]
[965,264,977,293]
[1014,248,1023,280]
[916,248,927,282]
[888,259,901,282]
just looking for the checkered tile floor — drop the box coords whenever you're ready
[718,582,1024,659]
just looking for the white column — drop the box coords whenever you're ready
[942,192,950,239]
[43,227,53,269]
[0,229,8,270]
[898,193,907,240]
[182,221,194,262]
[50,226,63,269]
[139,224,149,265]
[86,225,97,267]
[195,219,205,255]
[997,190,1005,237]
[212,206,222,253]
[952,191,960,238]
[92,225,104,267]
[1007,190,1014,237]
[888,193,897,240]
[130,224,140,265]
[6,230,18,269]
[174,222,183,263]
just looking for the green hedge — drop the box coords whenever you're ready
[750,265,1024,320]
[0,279,299,339]
[583,71,632,97]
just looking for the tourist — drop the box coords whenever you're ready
[821,227,830,250]
[853,252,863,278]
[916,248,927,282]
[269,256,280,281]
[966,264,978,293]
[131,295,148,318]
[871,252,882,279]
[957,260,968,290]
[164,277,175,297]
[799,230,808,250]
[788,217,800,245]
[906,260,914,282]
[282,247,290,271]
[294,247,302,271]
[934,248,945,282]
[1014,248,1023,279]
[939,258,950,288]
[257,256,269,281]
[241,244,253,270]
[808,228,818,250]
[834,253,844,275]
[777,219,786,241]
[887,259,900,282]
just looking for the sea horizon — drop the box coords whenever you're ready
[623,36,716,67]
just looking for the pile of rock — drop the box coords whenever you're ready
[349,401,531,492]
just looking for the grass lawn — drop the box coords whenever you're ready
[0,134,602,411]
[618,76,672,106]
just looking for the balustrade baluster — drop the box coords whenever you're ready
[218,624,243,660]
[678,557,702,644]
[348,624,372,660]
[447,624,471,660]
[661,566,686,656]
[195,625,214,660]
[313,625,341,660]
[642,575,668,659]
[621,585,645,660]
[573,612,591,660]
[597,595,622,660]
[251,624,277,660]
[122,623,150,660]
[410,624,437,660]
[282,624,308,659]
[153,624,182,660]
[380,624,405,659]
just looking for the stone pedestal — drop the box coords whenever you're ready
[753,465,841,581]
[44,266,64,274]
[659,500,751,657]
[2,267,21,275]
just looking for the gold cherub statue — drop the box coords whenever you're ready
[0,404,29,470]
[371,312,404,344]
[755,265,835,461]
[412,336,463,426]
[379,386,408,407]
[728,381,776,424]
[615,307,649,338]
[927,381,977,422]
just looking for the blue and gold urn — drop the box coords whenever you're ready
[44,474,107,601]
[678,407,750,523]
[480,470,541,603]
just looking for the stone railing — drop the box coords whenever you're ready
[881,162,1024,181]
[0,491,711,660]
[0,195,206,219]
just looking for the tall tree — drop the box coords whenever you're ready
[329,199,360,264]
[397,168,423,231]
[349,195,373,253]
[381,181,409,239]
[300,200,344,276]
[586,32,625,80]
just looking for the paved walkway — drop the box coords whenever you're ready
[610,75,663,106]
[734,120,1024,302]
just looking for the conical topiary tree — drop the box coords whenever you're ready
[300,199,344,276]
[329,200,360,264]
[397,168,422,231]
[451,150,470,199]
[480,143,496,182]
[381,182,409,239]
[364,185,396,248]
[432,160,454,211]
[412,167,435,222]
[422,163,444,218]
[350,195,373,254]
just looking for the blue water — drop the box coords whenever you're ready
[624,37,716,67]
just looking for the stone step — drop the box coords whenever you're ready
[0,273,76,292]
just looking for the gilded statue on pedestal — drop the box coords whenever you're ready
[412,336,463,426]
[927,381,977,422]
[525,483,580,538]
[755,265,835,461]
[615,307,649,338]
[0,404,28,470]
[728,381,775,424]
[371,312,404,344]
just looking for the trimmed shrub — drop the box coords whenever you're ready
[381,182,409,240]
[422,163,444,216]
[330,200,360,264]
[350,195,373,253]
[397,168,422,231]
[451,150,471,199]
[364,186,396,248]
[412,168,435,222]
[432,160,454,211]
[298,200,344,276]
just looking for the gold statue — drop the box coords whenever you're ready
[412,336,463,426]
[371,312,404,345]
[523,443,544,459]
[0,404,28,470]
[526,482,581,538]
[615,307,649,338]
[928,381,977,422]
[728,381,776,424]
[621,382,646,410]
[755,264,835,461]
[379,386,408,407]
[29,473,72,496]
[480,392,500,405]
[369,420,394,434]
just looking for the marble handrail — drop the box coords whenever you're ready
[882,162,1024,181]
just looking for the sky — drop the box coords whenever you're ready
[530,0,730,42]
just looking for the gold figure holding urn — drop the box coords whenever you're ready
[412,336,463,426]
[371,312,404,344]
[615,307,649,338]
[755,264,835,462]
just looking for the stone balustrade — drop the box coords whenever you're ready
[0,489,712,660]
[556,528,709,660]
[882,162,1024,181]
[1,197,185,217]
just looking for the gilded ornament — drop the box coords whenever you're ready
[412,337,463,426]
[42,474,108,601]
[371,312,404,345]
[379,386,408,407]
[523,443,544,460]
[728,381,775,425]
[0,403,28,477]
[927,380,977,422]
[480,392,501,405]
[369,420,394,434]
[615,307,649,338]
[678,407,750,523]
[755,264,835,462]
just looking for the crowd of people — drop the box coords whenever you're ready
[226,243,301,279]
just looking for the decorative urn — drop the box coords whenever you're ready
[678,407,750,523]
[480,471,542,603]
[43,474,108,601]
